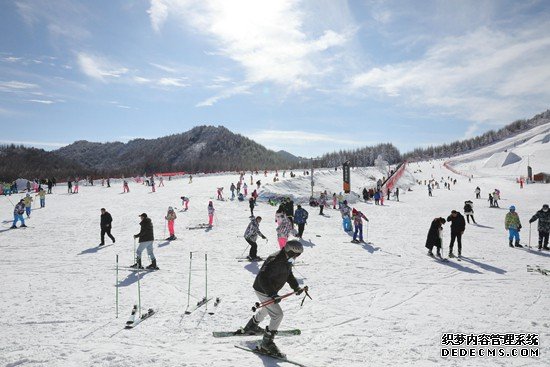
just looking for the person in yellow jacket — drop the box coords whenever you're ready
[23,193,33,217]
[505,205,522,248]
[35,188,46,208]
[165,206,177,241]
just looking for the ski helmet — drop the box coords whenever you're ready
[509,205,516,211]
[284,240,303,258]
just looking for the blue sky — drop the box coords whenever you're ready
[0,0,549,157]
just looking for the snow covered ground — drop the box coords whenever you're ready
[1,142,549,366]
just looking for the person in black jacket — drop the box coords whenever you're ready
[426,217,446,258]
[447,210,466,257]
[240,240,307,357]
[99,208,116,246]
[131,213,158,269]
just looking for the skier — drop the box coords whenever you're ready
[23,193,33,217]
[373,190,380,205]
[505,206,522,248]
[340,200,352,232]
[446,210,465,257]
[362,188,368,202]
[244,216,267,261]
[99,208,116,246]
[47,179,53,194]
[475,187,481,199]
[73,179,79,194]
[240,240,307,357]
[151,177,156,193]
[236,181,241,195]
[243,182,248,196]
[131,213,158,269]
[165,206,177,240]
[318,192,326,215]
[180,196,189,210]
[159,176,164,187]
[293,205,309,238]
[189,175,193,183]
[208,201,215,227]
[249,197,256,216]
[67,180,73,194]
[488,193,494,207]
[282,197,295,225]
[256,180,261,189]
[428,184,432,197]
[332,193,337,209]
[251,189,258,203]
[493,190,500,208]
[463,200,476,224]
[351,208,369,243]
[11,199,27,228]
[426,217,446,258]
[230,183,236,200]
[123,180,130,193]
[106,178,111,188]
[395,187,399,202]
[529,204,550,251]
[217,187,224,200]
[275,209,297,249]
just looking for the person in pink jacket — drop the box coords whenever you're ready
[275,210,297,249]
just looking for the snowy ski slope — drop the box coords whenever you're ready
[1,140,549,366]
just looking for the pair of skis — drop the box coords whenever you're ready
[184,296,221,315]
[527,265,550,276]
[125,304,155,329]
[187,223,211,230]
[184,252,220,315]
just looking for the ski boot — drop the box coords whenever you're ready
[99,243,105,247]
[436,248,442,258]
[240,316,264,335]
[20,224,27,228]
[458,250,462,258]
[146,259,159,270]
[543,246,550,251]
[10,225,16,229]
[259,328,285,358]
[514,240,523,248]
[509,240,514,248]
[130,258,143,269]
[448,252,455,258]
[538,245,542,252]
[427,250,434,257]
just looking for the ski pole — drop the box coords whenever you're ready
[137,265,142,316]
[528,222,532,248]
[164,219,167,240]
[240,242,251,257]
[133,238,137,263]
[186,252,192,309]
[116,254,119,318]
[205,253,208,311]
[251,289,300,312]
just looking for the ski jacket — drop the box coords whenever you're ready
[283,200,294,219]
[352,211,368,226]
[464,203,473,214]
[23,196,33,207]
[294,208,309,224]
[136,217,154,242]
[165,211,177,221]
[244,218,265,241]
[446,213,466,234]
[37,190,46,198]
[253,250,299,296]
[100,212,113,228]
[230,184,235,192]
[529,210,550,232]
[14,202,25,215]
[276,215,295,238]
[319,194,327,206]
[505,212,521,230]
[208,205,215,215]
[340,205,351,218]
[425,218,444,249]
[475,188,481,194]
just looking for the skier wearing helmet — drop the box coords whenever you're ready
[239,240,308,357]
[165,206,177,241]
[505,206,522,248]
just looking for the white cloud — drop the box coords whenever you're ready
[196,85,250,107]
[28,99,55,104]
[158,77,189,87]
[148,0,355,105]
[77,53,129,82]
[150,62,178,73]
[0,81,39,92]
[349,24,550,125]
[133,76,151,84]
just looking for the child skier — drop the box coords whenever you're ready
[505,206,522,247]
[11,199,27,228]
[244,216,267,261]
[23,193,33,217]
[351,208,369,243]
[36,188,46,208]
[339,200,352,232]
[165,206,177,240]
[180,196,189,210]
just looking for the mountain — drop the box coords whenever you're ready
[276,150,302,162]
[0,144,85,181]
[53,125,297,176]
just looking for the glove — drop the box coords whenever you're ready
[133,234,139,239]
[270,294,281,304]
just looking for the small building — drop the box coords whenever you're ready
[533,172,550,183]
